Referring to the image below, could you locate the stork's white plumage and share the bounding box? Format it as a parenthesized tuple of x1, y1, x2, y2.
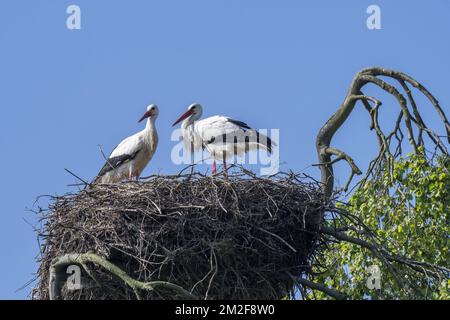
(94, 104, 159, 184)
(172, 103, 273, 176)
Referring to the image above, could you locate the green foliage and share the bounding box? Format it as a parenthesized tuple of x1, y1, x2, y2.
(311, 150, 450, 299)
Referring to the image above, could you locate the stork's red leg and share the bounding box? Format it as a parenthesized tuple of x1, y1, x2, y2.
(212, 160, 217, 175)
(223, 159, 228, 178)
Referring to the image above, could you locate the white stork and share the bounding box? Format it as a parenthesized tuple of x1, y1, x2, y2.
(172, 103, 273, 177)
(94, 104, 159, 184)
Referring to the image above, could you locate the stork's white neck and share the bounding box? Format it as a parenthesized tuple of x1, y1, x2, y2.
(144, 116, 158, 149)
(181, 113, 201, 129)
(181, 118, 192, 129)
(145, 116, 156, 131)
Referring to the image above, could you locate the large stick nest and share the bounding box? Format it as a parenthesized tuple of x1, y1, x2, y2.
(35, 170, 327, 300)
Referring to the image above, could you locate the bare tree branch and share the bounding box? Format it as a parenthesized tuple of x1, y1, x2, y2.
(316, 67, 449, 198)
(321, 226, 450, 280)
(49, 252, 196, 300)
(296, 277, 347, 300)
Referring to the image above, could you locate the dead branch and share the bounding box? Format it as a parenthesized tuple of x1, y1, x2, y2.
(48, 252, 196, 300)
(316, 67, 449, 198)
(320, 222, 449, 289)
(295, 277, 347, 300)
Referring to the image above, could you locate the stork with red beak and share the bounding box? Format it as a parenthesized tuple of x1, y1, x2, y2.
(172, 103, 273, 177)
(94, 104, 159, 183)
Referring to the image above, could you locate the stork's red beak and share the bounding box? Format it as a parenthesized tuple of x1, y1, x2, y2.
(138, 110, 152, 122)
(172, 109, 194, 126)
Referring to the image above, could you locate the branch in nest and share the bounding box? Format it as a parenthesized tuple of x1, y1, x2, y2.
(48, 252, 196, 300)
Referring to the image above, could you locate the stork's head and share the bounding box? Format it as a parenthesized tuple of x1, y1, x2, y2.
(138, 104, 159, 122)
(172, 103, 203, 126)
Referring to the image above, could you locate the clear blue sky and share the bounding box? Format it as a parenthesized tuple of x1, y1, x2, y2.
(1, 1, 449, 299)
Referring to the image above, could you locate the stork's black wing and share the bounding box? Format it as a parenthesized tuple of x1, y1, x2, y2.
(226, 118, 252, 131)
(96, 149, 141, 177)
(207, 118, 273, 153)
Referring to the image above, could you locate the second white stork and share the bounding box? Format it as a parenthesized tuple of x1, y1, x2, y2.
(94, 104, 159, 184)
(172, 103, 273, 177)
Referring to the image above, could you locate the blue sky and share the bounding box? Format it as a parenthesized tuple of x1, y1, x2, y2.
(1, 1, 449, 299)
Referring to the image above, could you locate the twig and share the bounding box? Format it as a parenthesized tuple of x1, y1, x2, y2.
(64, 168, 90, 187)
